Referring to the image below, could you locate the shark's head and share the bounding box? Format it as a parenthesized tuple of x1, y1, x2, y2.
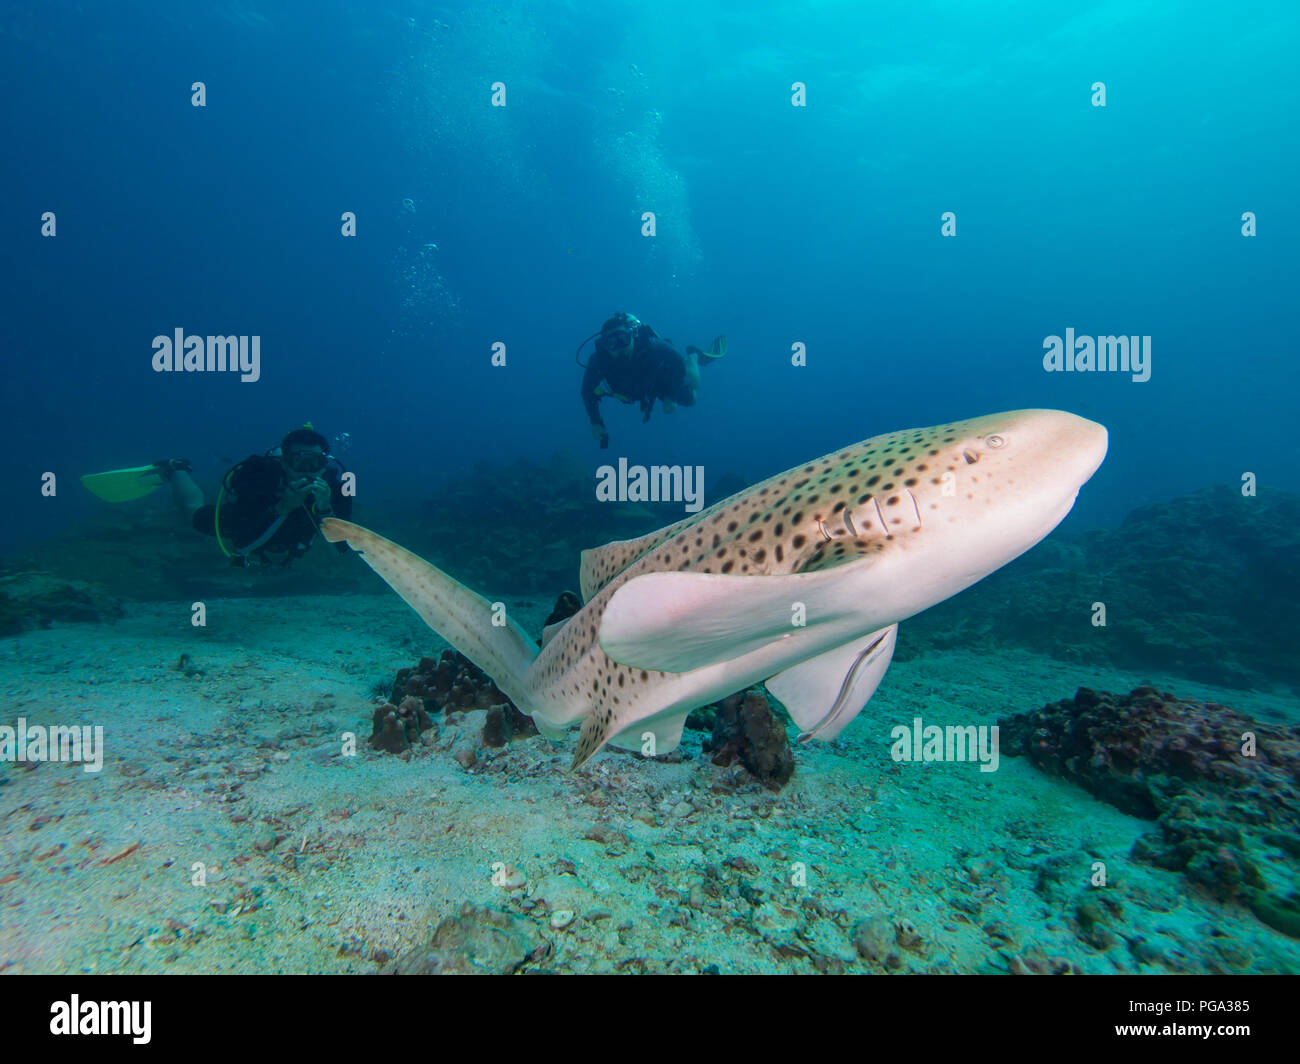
(840, 408, 1107, 614)
(936, 407, 1108, 540)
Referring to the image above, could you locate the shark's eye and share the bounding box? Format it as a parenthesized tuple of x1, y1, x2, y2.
(985, 434, 1006, 449)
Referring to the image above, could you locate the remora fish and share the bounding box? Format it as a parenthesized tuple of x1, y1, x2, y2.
(322, 409, 1107, 769)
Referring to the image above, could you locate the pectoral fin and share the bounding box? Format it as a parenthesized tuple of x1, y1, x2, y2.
(599, 561, 875, 673)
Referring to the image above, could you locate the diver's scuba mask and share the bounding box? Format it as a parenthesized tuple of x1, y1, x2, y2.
(603, 312, 640, 356)
(575, 312, 642, 367)
(283, 450, 329, 474)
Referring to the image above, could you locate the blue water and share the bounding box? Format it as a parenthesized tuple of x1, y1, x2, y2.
(2, 0, 1297, 549)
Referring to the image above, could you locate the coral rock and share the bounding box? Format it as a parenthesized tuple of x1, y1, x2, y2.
(704, 688, 795, 790)
(370, 696, 433, 754)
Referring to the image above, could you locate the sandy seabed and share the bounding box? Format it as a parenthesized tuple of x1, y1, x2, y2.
(1, 593, 1297, 975)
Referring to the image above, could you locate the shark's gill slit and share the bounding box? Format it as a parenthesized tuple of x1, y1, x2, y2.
(872, 496, 891, 537)
(816, 518, 831, 542)
(907, 490, 922, 527)
(798, 632, 889, 742)
(843, 510, 858, 536)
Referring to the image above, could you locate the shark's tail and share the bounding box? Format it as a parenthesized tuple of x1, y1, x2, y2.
(321, 518, 540, 714)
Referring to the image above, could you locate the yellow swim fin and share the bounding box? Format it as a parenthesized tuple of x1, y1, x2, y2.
(691, 332, 722, 361)
(687, 336, 726, 366)
(81, 464, 166, 503)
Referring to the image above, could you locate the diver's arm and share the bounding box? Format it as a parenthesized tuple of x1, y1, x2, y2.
(581, 355, 605, 429)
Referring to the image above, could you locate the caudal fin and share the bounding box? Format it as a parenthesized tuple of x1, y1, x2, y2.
(321, 518, 540, 712)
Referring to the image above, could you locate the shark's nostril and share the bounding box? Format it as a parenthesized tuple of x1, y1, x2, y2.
(963, 450, 980, 464)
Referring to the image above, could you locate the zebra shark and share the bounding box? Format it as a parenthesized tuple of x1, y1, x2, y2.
(322, 409, 1106, 769)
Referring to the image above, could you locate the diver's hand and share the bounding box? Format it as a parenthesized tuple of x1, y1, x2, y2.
(308, 477, 332, 512)
(277, 478, 312, 515)
(592, 424, 609, 449)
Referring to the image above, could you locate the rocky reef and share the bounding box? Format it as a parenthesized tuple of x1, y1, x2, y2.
(999, 685, 1300, 937)
(903, 485, 1300, 690)
(0, 570, 124, 636)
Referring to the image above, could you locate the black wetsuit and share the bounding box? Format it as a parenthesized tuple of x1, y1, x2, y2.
(581, 326, 695, 433)
(192, 455, 353, 564)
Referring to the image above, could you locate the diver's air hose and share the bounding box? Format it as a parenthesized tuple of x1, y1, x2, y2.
(213, 483, 233, 559)
(575, 331, 601, 368)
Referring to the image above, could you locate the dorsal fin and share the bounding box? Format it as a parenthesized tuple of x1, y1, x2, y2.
(540, 618, 568, 648)
(578, 512, 701, 602)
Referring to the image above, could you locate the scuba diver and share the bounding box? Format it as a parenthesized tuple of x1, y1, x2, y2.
(82, 425, 353, 567)
(577, 312, 725, 449)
